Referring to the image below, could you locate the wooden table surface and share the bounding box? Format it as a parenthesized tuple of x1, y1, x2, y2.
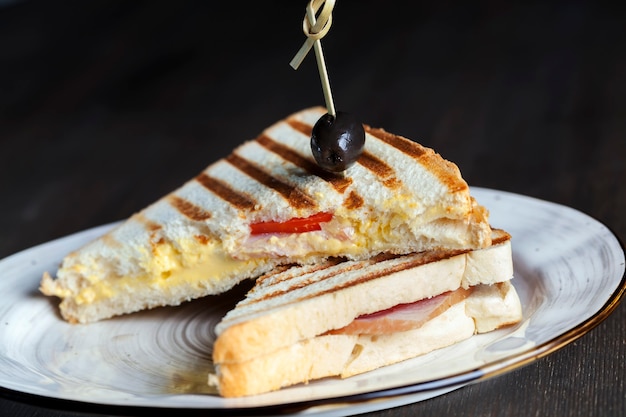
(1, 1, 624, 416)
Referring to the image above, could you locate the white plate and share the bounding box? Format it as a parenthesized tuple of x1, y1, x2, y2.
(0, 188, 624, 416)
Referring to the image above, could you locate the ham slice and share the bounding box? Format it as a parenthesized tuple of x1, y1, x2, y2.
(330, 287, 473, 335)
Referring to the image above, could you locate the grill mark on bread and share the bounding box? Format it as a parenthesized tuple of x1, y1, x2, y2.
(365, 125, 428, 157)
(256, 134, 352, 193)
(194, 235, 211, 245)
(101, 232, 121, 248)
(287, 118, 313, 137)
(195, 172, 258, 211)
(365, 125, 468, 192)
(343, 191, 364, 210)
(253, 264, 297, 288)
(226, 153, 318, 210)
(168, 195, 212, 221)
(240, 260, 375, 309)
(132, 213, 164, 251)
(255, 259, 344, 289)
(358, 151, 401, 189)
(133, 213, 162, 231)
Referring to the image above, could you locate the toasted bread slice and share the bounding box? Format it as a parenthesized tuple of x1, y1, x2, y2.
(210, 229, 521, 397)
(211, 282, 521, 397)
(41, 107, 492, 323)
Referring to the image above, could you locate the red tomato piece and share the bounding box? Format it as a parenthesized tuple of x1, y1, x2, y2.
(250, 212, 333, 235)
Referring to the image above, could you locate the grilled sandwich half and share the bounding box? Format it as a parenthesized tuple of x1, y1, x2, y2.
(41, 107, 492, 324)
(210, 229, 521, 397)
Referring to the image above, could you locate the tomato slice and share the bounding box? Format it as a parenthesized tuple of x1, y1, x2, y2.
(250, 212, 333, 235)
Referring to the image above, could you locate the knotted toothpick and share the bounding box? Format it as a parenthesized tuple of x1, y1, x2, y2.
(290, 0, 336, 117)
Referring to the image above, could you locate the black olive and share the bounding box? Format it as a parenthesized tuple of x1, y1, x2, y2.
(310, 112, 365, 173)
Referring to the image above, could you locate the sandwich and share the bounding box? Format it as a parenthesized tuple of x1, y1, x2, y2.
(40, 106, 492, 324)
(209, 228, 522, 397)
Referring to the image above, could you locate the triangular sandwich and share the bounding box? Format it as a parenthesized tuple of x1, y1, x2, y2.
(210, 229, 521, 397)
(41, 107, 492, 323)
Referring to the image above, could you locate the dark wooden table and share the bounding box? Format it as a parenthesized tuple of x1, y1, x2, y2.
(1, 1, 624, 416)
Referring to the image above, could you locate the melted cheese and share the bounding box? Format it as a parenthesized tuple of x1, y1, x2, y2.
(74, 241, 261, 305)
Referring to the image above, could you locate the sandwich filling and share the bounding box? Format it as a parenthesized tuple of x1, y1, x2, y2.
(327, 286, 474, 335)
(235, 197, 490, 261)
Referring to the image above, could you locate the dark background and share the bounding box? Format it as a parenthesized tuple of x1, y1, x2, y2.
(1, 1, 624, 416)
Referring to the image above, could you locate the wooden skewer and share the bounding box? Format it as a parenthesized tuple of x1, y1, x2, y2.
(290, 0, 336, 117)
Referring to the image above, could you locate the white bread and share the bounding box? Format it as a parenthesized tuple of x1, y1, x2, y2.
(41, 107, 492, 324)
(210, 282, 522, 397)
(210, 229, 520, 397)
